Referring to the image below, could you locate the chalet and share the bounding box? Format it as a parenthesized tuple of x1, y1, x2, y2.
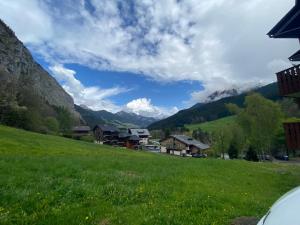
(125, 135, 140, 149)
(160, 135, 210, 156)
(72, 126, 91, 138)
(128, 129, 151, 145)
(268, 0, 300, 152)
(93, 125, 119, 145)
(117, 132, 140, 149)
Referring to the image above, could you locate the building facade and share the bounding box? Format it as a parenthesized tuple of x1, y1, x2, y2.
(128, 129, 151, 145)
(160, 135, 210, 156)
(93, 125, 120, 145)
(268, 0, 300, 153)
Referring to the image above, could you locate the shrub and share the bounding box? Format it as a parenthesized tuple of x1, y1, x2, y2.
(80, 135, 95, 143)
(245, 146, 259, 162)
(45, 117, 59, 134)
(55, 107, 74, 133)
(228, 143, 238, 159)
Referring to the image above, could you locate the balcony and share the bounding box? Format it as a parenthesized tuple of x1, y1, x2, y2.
(276, 65, 300, 97)
(283, 122, 300, 150)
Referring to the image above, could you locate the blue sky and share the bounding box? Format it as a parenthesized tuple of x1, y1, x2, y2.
(0, 0, 297, 118)
(38, 56, 203, 108)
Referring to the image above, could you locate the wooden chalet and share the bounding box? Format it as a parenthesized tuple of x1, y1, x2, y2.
(268, 0, 300, 151)
(128, 129, 151, 145)
(160, 135, 210, 156)
(117, 132, 140, 149)
(72, 126, 91, 138)
(93, 125, 120, 145)
(125, 135, 140, 149)
(93, 125, 141, 149)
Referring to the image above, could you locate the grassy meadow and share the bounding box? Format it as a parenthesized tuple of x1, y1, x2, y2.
(186, 116, 236, 133)
(0, 125, 300, 225)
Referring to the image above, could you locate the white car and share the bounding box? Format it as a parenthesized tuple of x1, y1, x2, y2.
(257, 186, 300, 225)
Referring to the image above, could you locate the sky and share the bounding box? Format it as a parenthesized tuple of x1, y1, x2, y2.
(0, 0, 298, 118)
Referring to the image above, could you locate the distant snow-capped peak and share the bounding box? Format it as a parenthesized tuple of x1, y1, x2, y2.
(205, 89, 239, 102)
(202, 83, 263, 103)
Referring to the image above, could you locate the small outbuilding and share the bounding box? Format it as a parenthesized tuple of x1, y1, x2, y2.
(72, 126, 91, 138)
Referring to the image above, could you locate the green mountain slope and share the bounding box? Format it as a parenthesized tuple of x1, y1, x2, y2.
(148, 83, 279, 130)
(186, 116, 237, 133)
(0, 125, 300, 225)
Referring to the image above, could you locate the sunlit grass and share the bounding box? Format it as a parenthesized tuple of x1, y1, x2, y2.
(0, 125, 299, 225)
(186, 116, 236, 133)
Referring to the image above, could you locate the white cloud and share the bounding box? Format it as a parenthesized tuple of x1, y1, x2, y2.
(267, 59, 293, 74)
(0, 0, 297, 106)
(49, 64, 127, 112)
(49, 65, 177, 117)
(0, 0, 53, 43)
(125, 98, 179, 119)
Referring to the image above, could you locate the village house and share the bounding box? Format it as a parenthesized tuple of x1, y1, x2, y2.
(93, 125, 120, 145)
(72, 126, 91, 138)
(93, 125, 141, 149)
(128, 128, 151, 145)
(117, 131, 140, 149)
(160, 135, 210, 156)
(125, 135, 140, 149)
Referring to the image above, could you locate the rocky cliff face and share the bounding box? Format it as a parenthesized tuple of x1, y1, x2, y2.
(0, 19, 75, 113)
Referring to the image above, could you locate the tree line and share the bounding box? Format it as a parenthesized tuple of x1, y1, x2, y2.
(211, 93, 290, 160)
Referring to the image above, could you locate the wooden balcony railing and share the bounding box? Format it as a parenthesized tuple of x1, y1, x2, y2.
(283, 122, 300, 150)
(277, 65, 300, 97)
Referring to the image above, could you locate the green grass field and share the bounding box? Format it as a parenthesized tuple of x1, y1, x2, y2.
(186, 116, 236, 133)
(1, 125, 300, 225)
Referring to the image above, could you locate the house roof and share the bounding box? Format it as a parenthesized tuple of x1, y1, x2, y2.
(171, 135, 210, 150)
(118, 132, 131, 139)
(289, 49, 300, 61)
(129, 135, 140, 141)
(72, 126, 91, 132)
(268, 1, 300, 38)
(129, 129, 150, 136)
(93, 124, 119, 132)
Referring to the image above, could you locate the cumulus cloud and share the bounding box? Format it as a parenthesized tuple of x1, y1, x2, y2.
(267, 59, 293, 74)
(0, 0, 297, 105)
(49, 64, 127, 112)
(0, 0, 53, 43)
(48, 65, 172, 118)
(125, 98, 178, 119)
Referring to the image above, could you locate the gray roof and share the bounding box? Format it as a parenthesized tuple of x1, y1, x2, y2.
(129, 135, 140, 141)
(171, 135, 210, 150)
(129, 129, 150, 136)
(118, 132, 131, 138)
(72, 126, 91, 132)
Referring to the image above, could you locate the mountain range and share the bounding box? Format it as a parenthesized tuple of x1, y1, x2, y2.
(148, 82, 280, 130)
(75, 105, 157, 128)
(0, 19, 157, 130)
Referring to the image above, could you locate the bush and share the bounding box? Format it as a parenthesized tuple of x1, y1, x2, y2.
(245, 146, 259, 162)
(55, 107, 74, 133)
(45, 117, 59, 134)
(205, 149, 215, 158)
(228, 143, 238, 159)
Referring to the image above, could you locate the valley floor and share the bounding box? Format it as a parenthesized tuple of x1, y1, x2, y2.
(0, 125, 300, 225)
